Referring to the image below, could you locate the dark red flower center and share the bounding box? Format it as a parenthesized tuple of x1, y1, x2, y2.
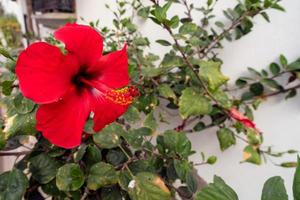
(71, 68, 95, 89)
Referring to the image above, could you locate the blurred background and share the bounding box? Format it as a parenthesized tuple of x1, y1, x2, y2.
(1, 0, 300, 199)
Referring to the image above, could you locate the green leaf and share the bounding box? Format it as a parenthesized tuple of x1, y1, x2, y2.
(161, 52, 184, 68)
(174, 159, 192, 181)
(261, 78, 282, 90)
(195, 175, 238, 200)
(250, 83, 264, 96)
(122, 127, 152, 149)
(128, 172, 171, 200)
(106, 149, 127, 166)
(158, 84, 176, 100)
(84, 144, 102, 166)
(243, 145, 261, 165)
(5, 112, 37, 138)
(1, 80, 14, 96)
(186, 172, 198, 193)
(156, 39, 172, 46)
(269, 63, 280, 75)
(93, 123, 125, 149)
(0, 47, 15, 61)
(29, 154, 60, 184)
(169, 15, 180, 28)
(261, 176, 288, 200)
(217, 128, 236, 151)
(279, 54, 288, 67)
(133, 37, 150, 46)
(293, 156, 300, 200)
(287, 61, 300, 71)
(137, 7, 150, 18)
(285, 89, 297, 100)
(212, 90, 232, 109)
(199, 61, 229, 91)
(87, 162, 118, 190)
(13, 93, 35, 114)
(0, 130, 6, 150)
(123, 106, 141, 123)
(73, 144, 87, 162)
(0, 169, 28, 200)
(157, 130, 192, 158)
(144, 111, 157, 132)
(179, 22, 198, 35)
(179, 87, 212, 119)
(56, 164, 84, 191)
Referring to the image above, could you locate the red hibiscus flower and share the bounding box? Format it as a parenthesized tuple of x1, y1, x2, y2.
(229, 108, 260, 133)
(16, 24, 139, 148)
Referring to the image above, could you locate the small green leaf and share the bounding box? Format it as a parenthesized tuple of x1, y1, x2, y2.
(137, 7, 150, 18)
(179, 22, 198, 35)
(174, 159, 192, 181)
(179, 87, 212, 119)
(261, 79, 282, 90)
(293, 156, 300, 200)
(93, 123, 125, 149)
(0, 169, 28, 200)
(243, 145, 261, 165)
(123, 106, 141, 123)
(0, 47, 15, 61)
(13, 93, 35, 114)
(73, 144, 87, 162)
(156, 39, 172, 46)
(157, 130, 192, 159)
(250, 83, 264, 96)
(269, 63, 280, 75)
(1, 80, 14, 96)
(87, 162, 118, 190)
(279, 54, 288, 67)
(56, 164, 84, 191)
(158, 84, 176, 100)
(261, 176, 288, 200)
(199, 61, 229, 91)
(195, 175, 238, 200)
(287, 61, 300, 71)
(29, 154, 60, 184)
(217, 128, 236, 151)
(144, 111, 157, 131)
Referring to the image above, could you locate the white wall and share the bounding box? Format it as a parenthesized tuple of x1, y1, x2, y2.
(76, 0, 300, 199)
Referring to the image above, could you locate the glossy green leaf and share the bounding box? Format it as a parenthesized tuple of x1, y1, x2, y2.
(123, 106, 141, 123)
(56, 164, 84, 191)
(29, 154, 60, 184)
(157, 130, 192, 158)
(195, 175, 238, 200)
(93, 123, 125, 149)
(144, 111, 157, 132)
(217, 128, 236, 151)
(0, 169, 28, 200)
(179, 87, 212, 119)
(243, 145, 261, 165)
(293, 156, 300, 200)
(87, 162, 118, 190)
(261, 176, 288, 200)
(199, 61, 229, 91)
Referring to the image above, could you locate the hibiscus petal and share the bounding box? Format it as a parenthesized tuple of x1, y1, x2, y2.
(90, 45, 129, 88)
(91, 89, 129, 132)
(16, 42, 78, 104)
(36, 87, 91, 148)
(54, 23, 103, 67)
